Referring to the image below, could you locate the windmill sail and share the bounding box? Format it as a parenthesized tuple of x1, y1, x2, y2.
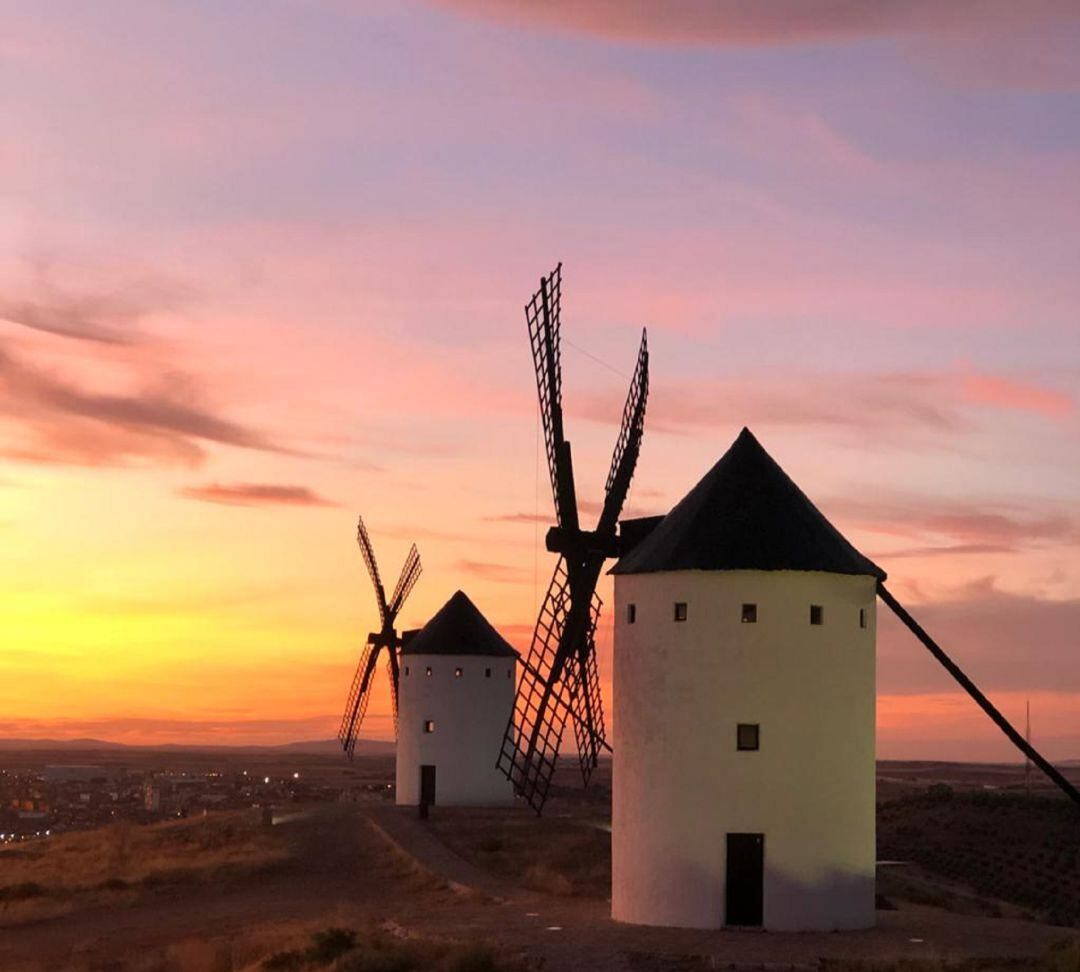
(338, 516, 422, 758)
(339, 642, 377, 758)
(498, 264, 649, 813)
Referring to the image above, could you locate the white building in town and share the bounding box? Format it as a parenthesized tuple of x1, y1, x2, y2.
(395, 590, 518, 807)
(610, 427, 883, 931)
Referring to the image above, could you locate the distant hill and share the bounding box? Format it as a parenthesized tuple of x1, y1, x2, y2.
(0, 737, 394, 756)
(0, 737, 127, 751)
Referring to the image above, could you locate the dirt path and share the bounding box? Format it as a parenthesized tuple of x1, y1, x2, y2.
(1, 803, 1076, 972)
(368, 804, 1080, 970)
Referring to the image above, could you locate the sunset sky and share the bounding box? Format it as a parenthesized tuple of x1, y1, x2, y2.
(2, 1, 1078, 760)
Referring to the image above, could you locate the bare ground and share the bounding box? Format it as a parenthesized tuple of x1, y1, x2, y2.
(2, 802, 1076, 972)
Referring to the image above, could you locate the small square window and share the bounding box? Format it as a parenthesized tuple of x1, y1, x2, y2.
(859, 608, 867, 629)
(810, 604, 824, 626)
(741, 603, 757, 624)
(425, 666, 433, 677)
(454, 667, 463, 678)
(485, 667, 492, 678)
(423, 720, 435, 734)
(674, 602, 688, 622)
(627, 603, 637, 624)
(737, 723, 760, 751)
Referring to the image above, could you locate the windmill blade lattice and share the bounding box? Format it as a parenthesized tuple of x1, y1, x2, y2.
(567, 592, 606, 784)
(356, 516, 388, 626)
(390, 544, 421, 618)
(498, 559, 576, 811)
(599, 331, 649, 534)
(339, 642, 377, 758)
(338, 517, 422, 758)
(527, 265, 578, 531)
(498, 264, 649, 813)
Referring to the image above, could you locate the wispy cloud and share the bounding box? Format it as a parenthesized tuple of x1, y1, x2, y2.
(0, 341, 293, 466)
(432, 0, 1080, 47)
(961, 373, 1073, 418)
(457, 559, 531, 583)
(180, 482, 340, 508)
(878, 577, 1080, 695)
(0, 260, 189, 345)
(576, 367, 1073, 447)
(484, 511, 553, 524)
(828, 491, 1080, 557)
(0, 294, 150, 346)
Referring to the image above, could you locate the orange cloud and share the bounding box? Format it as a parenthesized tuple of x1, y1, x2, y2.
(0, 715, 345, 748)
(457, 559, 531, 584)
(180, 482, 340, 508)
(961, 373, 1073, 418)
(878, 691, 1080, 761)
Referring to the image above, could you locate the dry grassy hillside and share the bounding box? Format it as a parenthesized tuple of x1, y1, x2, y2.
(0, 810, 287, 924)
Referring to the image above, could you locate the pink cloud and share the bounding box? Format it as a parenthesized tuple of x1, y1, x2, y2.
(0, 342, 293, 466)
(827, 492, 1079, 552)
(0, 263, 304, 468)
(431, 0, 1080, 47)
(0, 263, 189, 346)
(878, 576, 1080, 695)
(575, 366, 1074, 448)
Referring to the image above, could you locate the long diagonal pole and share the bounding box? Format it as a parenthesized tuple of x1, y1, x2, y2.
(878, 582, 1080, 809)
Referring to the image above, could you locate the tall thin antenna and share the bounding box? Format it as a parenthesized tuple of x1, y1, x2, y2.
(1025, 699, 1031, 797)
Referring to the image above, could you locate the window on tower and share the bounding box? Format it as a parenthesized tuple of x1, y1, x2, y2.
(810, 604, 824, 625)
(425, 666, 433, 677)
(737, 723, 760, 751)
(423, 720, 435, 734)
(627, 603, 637, 624)
(404, 666, 410, 676)
(741, 603, 757, 623)
(673, 602, 688, 622)
(859, 608, 867, 629)
(454, 667, 463, 678)
(485, 667, 492, 678)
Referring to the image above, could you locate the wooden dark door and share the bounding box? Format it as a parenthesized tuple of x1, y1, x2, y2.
(420, 764, 436, 806)
(725, 833, 764, 927)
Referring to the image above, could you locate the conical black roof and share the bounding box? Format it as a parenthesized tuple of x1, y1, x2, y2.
(612, 428, 885, 579)
(401, 590, 519, 657)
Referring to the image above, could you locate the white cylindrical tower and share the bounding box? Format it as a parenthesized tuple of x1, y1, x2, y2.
(396, 590, 517, 807)
(610, 428, 883, 932)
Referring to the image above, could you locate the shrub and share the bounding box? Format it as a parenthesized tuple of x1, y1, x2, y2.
(0, 882, 46, 901)
(263, 949, 305, 971)
(447, 945, 501, 972)
(306, 927, 358, 964)
(338, 951, 416, 972)
(927, 782, 954, 802)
